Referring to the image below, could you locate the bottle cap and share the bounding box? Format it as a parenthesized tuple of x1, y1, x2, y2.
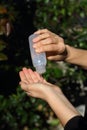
(35, 65, 46, 74)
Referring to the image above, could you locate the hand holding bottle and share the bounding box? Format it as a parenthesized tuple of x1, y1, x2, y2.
(33, 29, 67, 61)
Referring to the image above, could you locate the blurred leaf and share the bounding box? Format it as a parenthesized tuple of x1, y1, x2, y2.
(48, 118, 59, 126)
(0, 53, 8, 61)
(0, 40, 7, 51)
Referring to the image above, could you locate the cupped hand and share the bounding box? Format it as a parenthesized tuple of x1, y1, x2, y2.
(19, 67, 62, 100)
(19, 67, 45, 84)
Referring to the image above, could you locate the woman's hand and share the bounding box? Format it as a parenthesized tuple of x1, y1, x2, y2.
(19, 67, 62, 100)
(19, 67, 80, 126)
(33, 29, 67, 61)
(19, 67, 45, 84)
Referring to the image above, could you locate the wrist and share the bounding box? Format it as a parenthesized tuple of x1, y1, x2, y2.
(62, 45, 69, 61)
(43, 87, 56, 102)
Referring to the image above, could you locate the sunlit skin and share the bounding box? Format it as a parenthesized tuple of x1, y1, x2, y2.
(19, 67, 62, 100)
(19, 28, 87, 127)
(32, 29, 87, 69)
(33, 29, 66, 61)
(19, 67, 80, 126)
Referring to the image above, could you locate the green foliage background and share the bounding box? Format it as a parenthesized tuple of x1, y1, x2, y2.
(0, 0, 87, 130)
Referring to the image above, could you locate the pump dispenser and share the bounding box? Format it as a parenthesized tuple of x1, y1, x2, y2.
(28, 33, 47, 74)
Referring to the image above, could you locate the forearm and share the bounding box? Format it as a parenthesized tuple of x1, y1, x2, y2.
(46, 90, 80, 127)
(65, 45, 87, 69)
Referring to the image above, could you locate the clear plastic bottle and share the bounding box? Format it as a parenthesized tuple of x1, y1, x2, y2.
(28, 33, 47, 74)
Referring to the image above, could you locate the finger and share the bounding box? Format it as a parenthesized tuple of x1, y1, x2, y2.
(47, 55, 65, 61)
(20, 81, 29, 92)
(34, 29, 49, 35)
(34, 72, 45, 82)
(36, 40, 65, 53)
(22, 68, 34, 83)
(33, 37, 54, 49)
(33, 32, 50, 43)
(35, 44, 59, 53)
(26, 92, 33, 97)
(19, 71, 28, 83)
(28, 69, 41, 83)
(19, 71, 24, 81)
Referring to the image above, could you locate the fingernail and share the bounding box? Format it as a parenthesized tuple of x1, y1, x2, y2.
(32, 39, 36, 42)
(36, 49, 41, 53)
(35, 49, 39, 52)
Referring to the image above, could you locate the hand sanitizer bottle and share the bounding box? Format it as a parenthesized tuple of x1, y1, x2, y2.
(28, 33, 47, 74)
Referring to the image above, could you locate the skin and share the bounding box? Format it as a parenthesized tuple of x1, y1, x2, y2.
(19, 68, 80, 127)
(33, 29, 66, 61)
(19, 29, 87, 127)
(19, 68, 62, 100)
(33, 29, 87, 68)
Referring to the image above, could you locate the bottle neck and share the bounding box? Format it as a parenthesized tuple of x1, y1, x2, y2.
(35, 65, 46, 74)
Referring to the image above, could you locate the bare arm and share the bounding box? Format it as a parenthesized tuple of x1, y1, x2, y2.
(19, 68, 80, 127)
(46, 89, 80, 127)
(33, 29, 87, 69)
(65, 45, 87, 69)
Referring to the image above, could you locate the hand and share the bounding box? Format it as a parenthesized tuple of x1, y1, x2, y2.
(19, 68, 80, 127)
(19, 67, 45, 84)
(33, 29, 67, 61)
(19, 67, 62, 100)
